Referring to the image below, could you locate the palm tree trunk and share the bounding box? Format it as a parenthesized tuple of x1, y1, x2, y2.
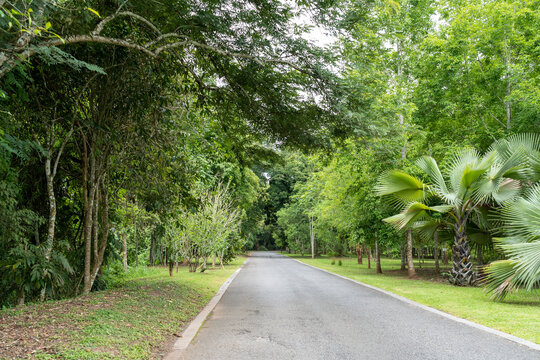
(450, 222, 477, 286)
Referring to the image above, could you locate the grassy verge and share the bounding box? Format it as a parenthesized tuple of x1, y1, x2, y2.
(0, 257, 246, 360)
(285, 254, 540, 344)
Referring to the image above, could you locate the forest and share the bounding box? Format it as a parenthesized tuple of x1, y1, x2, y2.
(1, 0, 539, 312)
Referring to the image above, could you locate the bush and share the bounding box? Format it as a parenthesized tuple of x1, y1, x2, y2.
(331, 259, 335, 265)
(338, 260, 343, 266)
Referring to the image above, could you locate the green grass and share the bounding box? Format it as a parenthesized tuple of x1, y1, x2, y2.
(0, 258, 245, 360)
(286, 253, 540, 344)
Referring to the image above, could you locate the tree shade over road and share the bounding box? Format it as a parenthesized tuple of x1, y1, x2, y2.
(183, 252, 538, 360)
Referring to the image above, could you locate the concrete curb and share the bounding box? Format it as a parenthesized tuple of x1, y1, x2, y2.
(163, 259, 248, 360)
(288, 256, 540, 352)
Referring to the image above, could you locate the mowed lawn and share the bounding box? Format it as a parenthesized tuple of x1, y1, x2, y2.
(0, 258, 246, 360)
(286, 254, 540, 344)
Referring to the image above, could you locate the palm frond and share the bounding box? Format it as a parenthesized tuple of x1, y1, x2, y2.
(383, 202, 452, 230)
(376, 170, 427, 205)
(485, 184, 540, 300)
(415, 156, 456, 203)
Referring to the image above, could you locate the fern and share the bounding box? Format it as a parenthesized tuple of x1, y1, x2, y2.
(32, 46, 106, 74)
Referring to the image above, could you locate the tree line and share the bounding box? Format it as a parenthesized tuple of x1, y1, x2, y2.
(0, 0, 538, 307)
(0, 0, 339, 307)
(269, 0, 539, 300)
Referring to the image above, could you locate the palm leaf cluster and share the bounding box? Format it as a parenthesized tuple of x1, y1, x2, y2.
(485, 185, 540, 300)
(377, 134, 540, 287)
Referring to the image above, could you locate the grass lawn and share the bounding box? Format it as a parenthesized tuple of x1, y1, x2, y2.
(285, 253, 540, 344)
(0, 257, 246, 360)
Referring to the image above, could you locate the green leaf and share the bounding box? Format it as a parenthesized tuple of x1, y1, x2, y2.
(87, 7, 101, 17)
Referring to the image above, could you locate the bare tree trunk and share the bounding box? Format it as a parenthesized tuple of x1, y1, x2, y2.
(122, 232, 128, 271)
(41, 155, 55, 301)
(504, 39, 512, 130)
(434, 231, 440, 274)
(82, 138, 97, 294)
(375, 236, 382, 274)
(477, 246, 483, 266)
(310, 216, 315, 259)
(400, 241, 406, 271)
(88, 180, 109, 289)
(92, 185, 100, 273)
(406, 229, 417, 278)
(367, 247, 371, 269)
(18, 287, 25, 306)
(442, 247, 448, 265)
(169, 261, 174, 276)
(356, 243, 363, 264)
(149, 233, 155, 266)
(135, 225, 139, 267)
(212, 255, 216, 268)
(417, 246, 422, 269)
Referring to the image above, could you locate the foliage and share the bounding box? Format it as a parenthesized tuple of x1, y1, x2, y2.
(377, 134, 539, 286)
(486, 184, 540, 300)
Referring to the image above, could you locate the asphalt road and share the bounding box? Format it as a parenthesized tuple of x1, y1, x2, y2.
(182, 252, 538, 360)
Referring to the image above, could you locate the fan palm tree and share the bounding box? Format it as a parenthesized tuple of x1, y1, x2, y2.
(485, 184, 540, 300)
(377, 134, 539, 286)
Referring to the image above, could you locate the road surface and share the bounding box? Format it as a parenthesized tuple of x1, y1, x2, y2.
(182, 252, 538, 359)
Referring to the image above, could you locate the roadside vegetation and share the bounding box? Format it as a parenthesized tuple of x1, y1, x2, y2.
(1, 0, 539, 356)
(287, 254, 539, 344)
(0, 259, 245, 360)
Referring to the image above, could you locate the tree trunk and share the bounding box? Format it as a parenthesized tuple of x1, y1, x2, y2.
(82, 140, 97, 294)
(477, 246, 483, 266)
(169, 261, 174, 276)
(149, 233, 155, 266)
(122, 232, 128, 271)
(88, 180, 109, 290)
(135, 226, 139, 267)
(442, 248, 448, 265)
(18, 287, 25, 307)
(449, 223, 477, 286)
(310, 216, 315, 259)
(434, 231, 440, 274)
(406, 228, 417, 278)
(41, 154, 56, 301)
(417, 246, 422, 269)
(355, 243, 363, 264)
(92, 185, 100, 273)
(400, 241, 406, 271)
(220, 250, 225, 269)
(367, 247, 371, 269)
(212, 255, 216, 267)
(375, 236, 382, 274)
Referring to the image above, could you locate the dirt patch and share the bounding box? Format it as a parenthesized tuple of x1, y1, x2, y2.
(0, 280, 202, 360)
(383, 266, 453, 283)
(0, 291, 126, 359)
